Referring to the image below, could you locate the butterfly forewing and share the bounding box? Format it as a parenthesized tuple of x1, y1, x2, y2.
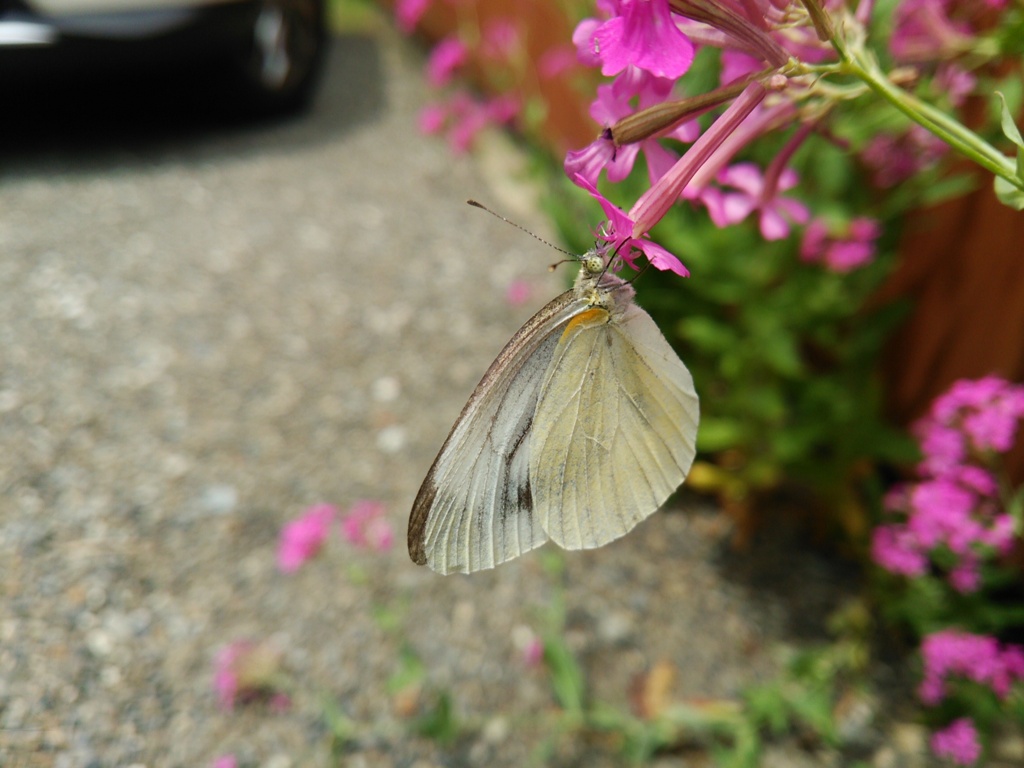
(409, 290, 585, 574)
(530, 296, 699, 550)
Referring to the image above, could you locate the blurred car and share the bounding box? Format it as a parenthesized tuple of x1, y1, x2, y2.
(0, 0, 326, 114)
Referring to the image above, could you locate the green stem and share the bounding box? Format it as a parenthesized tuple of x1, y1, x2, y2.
(828, 21, 1022, 191)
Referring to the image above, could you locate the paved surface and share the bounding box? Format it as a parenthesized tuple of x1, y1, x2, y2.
(0, 23, 903, 768)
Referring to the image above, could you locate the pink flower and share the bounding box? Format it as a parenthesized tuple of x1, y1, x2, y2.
(907, 478, 977, 552)
(890, 0, 972, 62)
(935, 63, 977, 107)
(800, 217, 881, 272)
(589, 0, 695, 79)
(668, 0, 788, 67)
(448, 108, 489, 153)
(572, 15, 606, 68)
(522, 635, 544, 667)
(485, 93, 520, 124)
(513, 625, 545, 667)
(921, 376, 1024, 457)
(426, 37, 468, 87)
(915, 421, 966, 477)
(871, 524, 928, 577)
(340, 500, 394, 551)
(919, 630, 1024, 705)
(213, 640, 288, 711)
(569, 67, 695, 186)
(427, 92, 517, 154)
(418, 103, 447, 135)
(629, 81, 770, 235)
(481, 18, 519, 61)
(213, 641, 247, 709)
(872, 379, 1021, 588)
(720, 49, 763, 85)
(702, 162, 809, 240)
(930, 718, 982, 766)
(564, 134, 618, 186)
(395, 0, 432, 34)
(573, 173, 689, 276)
(935, 377, 1019, 420)
(538, 46, 577, 78)
(212, 756, 237, 768)
(277, 503, 336, 573)
(962, 396, 1024, 454)
(861, 126, 948, 187)
(948, 558, 981, 593)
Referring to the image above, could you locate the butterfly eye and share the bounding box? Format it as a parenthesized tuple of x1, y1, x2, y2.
(582, 254, 604, 274)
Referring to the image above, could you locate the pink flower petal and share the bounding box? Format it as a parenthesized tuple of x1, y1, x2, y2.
(426, 37, 468, 87)
(277, 504, 336, 573)
(592, 0, 694, 79)
(565, 137, 618, 187)
(395, 0, 431, 34)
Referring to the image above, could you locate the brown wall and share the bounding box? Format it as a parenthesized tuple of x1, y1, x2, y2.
(877, 179, 1024, 481)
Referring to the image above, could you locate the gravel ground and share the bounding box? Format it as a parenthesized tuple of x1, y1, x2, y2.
(0, 23, 992, 768)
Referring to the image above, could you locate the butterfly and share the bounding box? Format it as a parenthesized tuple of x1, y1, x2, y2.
(408, 253, 699, 574)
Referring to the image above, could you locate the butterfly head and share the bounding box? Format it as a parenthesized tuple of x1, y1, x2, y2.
(573, 249, 634, 311)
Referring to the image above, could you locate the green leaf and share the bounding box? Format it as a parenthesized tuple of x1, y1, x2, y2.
(543, 633, 586, 716)
(744, 684, 789, 734)
(415, 691, 460, 744)
(996, 91, 1024, 150)
(993, 92, 1024, 208)
(387, 646, 425, 695)
(994, 175, 1024, 210)
(320, 694, 356, 752)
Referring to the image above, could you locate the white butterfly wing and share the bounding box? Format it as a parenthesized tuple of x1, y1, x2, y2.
(409, 292, 582, 574)
(530, 301, 699, 550)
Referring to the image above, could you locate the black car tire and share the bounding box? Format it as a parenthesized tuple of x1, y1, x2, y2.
(229, 0, 326, 116)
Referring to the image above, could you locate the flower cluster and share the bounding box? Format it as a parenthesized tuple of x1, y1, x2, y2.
(568, 0, 1021, 272)
(397, 0, 527, 153)
(564, 0, 881, 271)
(278, 501, 394, 574)
(871, 377, 1024, 764)
(277, 502, 336, 573)
(917, 630, 1024, 765)
(339, 500, 395, 552)
(919, 629, 1024, 706)
(929, 717, 982, 767)
(398, 1, 1022, 276)
(871, 376, 1024, 593)
(800, 217, 881, 273)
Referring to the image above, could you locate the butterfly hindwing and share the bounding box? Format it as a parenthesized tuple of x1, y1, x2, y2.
(530, 298, 699, 550)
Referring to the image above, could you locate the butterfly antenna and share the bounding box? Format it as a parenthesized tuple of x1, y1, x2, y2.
(467, 200, 576, 258)
(598, 236, 632, 280)
(548, 257, 576, 272)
